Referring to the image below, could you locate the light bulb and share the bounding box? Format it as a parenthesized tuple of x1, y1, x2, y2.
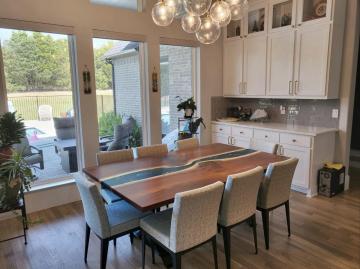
(152, 1, 175, 27)
(225, 0, 242, 5)
(181, 13, 202, 33)
(230, 4, 243, 21)
(196, 16, 221, 44)
(183, 0, 212, 16)
(210, 1, 232, 27)
(165, 0, 183, 17)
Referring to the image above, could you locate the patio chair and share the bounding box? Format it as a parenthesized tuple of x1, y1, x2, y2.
(13, 137, 44, 170)
(38, 105, 53, 121)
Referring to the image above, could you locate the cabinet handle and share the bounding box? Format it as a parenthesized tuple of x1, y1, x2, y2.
(240, 131, 244, 134)
(298, 23, 302, 26)
(289, 81, 293, 95)
(292, 139, 297, 142)
(231, 137, 235, 145)
(244, 82, 247, 94)
(228, 136, 231, 145)
(219, 128, 223, 131)
(295, 81, 299, 95)
(265, 135, 268, 138)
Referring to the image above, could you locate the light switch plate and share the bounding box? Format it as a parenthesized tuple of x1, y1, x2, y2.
(280, 105, 286, 115)
(332, 109, 339, 119)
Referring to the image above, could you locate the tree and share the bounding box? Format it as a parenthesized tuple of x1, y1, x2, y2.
(2, 31, 71, 92)
(94, 42, 113, 90)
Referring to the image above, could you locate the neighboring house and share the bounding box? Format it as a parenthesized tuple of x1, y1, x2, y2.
(103, 42, 193, 134)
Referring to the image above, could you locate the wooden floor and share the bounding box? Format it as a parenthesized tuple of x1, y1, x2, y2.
(0, 169, 359, 269)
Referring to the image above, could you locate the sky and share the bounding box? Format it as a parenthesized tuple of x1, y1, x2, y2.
(0, 28, 115, 49)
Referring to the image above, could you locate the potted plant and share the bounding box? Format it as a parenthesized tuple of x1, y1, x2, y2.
(176, 96, 197, 119)
(0, 112, 25, 163)
(0, 151, 36, 211)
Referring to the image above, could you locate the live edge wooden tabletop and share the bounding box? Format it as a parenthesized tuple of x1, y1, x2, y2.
(83, 143, 287, 212)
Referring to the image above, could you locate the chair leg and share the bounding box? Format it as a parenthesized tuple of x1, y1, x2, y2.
(113, 239, 116, 247)
(261, 209, 270, 250)
(285, 201, 291, 237)
(141, 232, 146, 269)
(84, 223, 90, 263)
(21, 208, 27, 245)
(172, 253, 181, 269)
(212, 236, 218, 269)
(100, 239, 109, 269)
(222, 226, 231, 269)
(130, 232, 134, 245)
(251, 215, 258, 254)
(150, 241, 156, 264)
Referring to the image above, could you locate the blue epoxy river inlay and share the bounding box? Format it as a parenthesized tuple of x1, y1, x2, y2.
(104, 149, 256, 188)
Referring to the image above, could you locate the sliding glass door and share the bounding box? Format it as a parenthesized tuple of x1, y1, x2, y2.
(0, 28, 81, 184)
(92, 38, 146, 151)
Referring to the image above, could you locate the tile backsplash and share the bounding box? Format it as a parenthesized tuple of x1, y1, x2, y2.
(211, 97, 339, 128)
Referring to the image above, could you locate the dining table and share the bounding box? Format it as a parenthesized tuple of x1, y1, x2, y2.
(83, 143, 288, 212)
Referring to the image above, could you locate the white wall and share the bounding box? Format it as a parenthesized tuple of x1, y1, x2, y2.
(0, 0, 222, 169)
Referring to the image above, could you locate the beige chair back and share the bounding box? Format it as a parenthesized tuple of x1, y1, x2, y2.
(136, 144, 168, 158)
(219, 166, 264, 227)
(169, 181, 224, 253)
(258, 158, 298, 209)
(250, 140, 279, 154)
(96, 149, 134, 165)
(176, 137, 199, 151)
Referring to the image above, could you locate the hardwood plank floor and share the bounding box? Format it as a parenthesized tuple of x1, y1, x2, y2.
(0, 168, 359, 269)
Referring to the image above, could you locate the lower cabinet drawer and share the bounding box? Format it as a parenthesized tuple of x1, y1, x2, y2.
(253, 129, 280, 143)
(280, 133, 312, 148)
(212, 124, 231, 135)
(212, 133, 230, 145)
(231, 126, 253, 138)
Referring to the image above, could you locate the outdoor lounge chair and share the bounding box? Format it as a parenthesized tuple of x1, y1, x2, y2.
(13, 137, 44, 170)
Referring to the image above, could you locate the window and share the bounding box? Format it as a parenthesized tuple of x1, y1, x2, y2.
(90, 0, 139, 11)
(160, 45, 196, 150)
(0, 28, 81, 185)
(93, 38, 146, 151)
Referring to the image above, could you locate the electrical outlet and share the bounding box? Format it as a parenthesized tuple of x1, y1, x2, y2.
(332, 109, 339, 119)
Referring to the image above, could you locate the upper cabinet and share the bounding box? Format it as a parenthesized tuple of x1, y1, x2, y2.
(223, 0, 346, 99)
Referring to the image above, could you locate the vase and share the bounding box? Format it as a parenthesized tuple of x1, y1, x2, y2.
(184, 108, 194, 119)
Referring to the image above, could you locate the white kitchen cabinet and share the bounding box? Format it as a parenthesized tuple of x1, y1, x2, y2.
(223, 0, 346, 99)
(280, 144, 311, 190)
(243, 35, 267, 96)
(223, 39, 244, 96)
(211, 122, 336, 197)
(293, 23, 330, 97)
(267, 29, 296, 96)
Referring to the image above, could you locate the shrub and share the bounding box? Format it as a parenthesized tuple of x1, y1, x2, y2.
(99, 112, 122, 136)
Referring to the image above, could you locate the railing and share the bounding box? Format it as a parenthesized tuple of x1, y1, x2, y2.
(7, 91, 114, 120)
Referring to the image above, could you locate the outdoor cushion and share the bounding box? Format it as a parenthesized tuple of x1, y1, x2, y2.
(24, 154, 42, 166)
(107, 116, 136, 151)
(53, 117, 76, 140)
(13, 137, 32, 156)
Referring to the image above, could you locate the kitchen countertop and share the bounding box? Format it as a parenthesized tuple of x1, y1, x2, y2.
(212, 121, 338, 136)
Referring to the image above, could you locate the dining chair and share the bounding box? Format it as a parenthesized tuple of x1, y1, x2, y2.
(136, 144, 168, 158)
(75, 176, 150, 269)
(257, 158, 298, 250)
(176, 137, 199, 151)
(96, 149, 134, 204)
(218, 166, 264, 269)
(140, 181, 224, 269)
(250, 140, 279, 154)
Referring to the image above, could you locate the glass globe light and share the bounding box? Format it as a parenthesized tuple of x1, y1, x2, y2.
(242, 0, 249, 10)
(181, 13, 201, 33)
(225, 0, 242, 5)
(230, 4, 243, 20)
(183, 0, 212, 16)
(165, 0, 183, 17)
(152, 1, 175, 27)
(196, 16, 221, 44)
(210, 1, 232, 27)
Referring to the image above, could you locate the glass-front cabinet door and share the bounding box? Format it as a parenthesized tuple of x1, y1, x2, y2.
(247, 1, 267, 36)
(226, 19, 244, 40)
(269, 0, 296, 31)
(297, 0, 332, 25)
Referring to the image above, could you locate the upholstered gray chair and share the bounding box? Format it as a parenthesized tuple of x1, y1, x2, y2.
(140, 181, 224, 269)
(250, 140, 279, 154)
(13, 137, 44, 169)
(218, 166, 264, 269)
(136, 144, 168, 158)
(176, 137, 199, 151)
(96, 149, 134, 204)
(75, 176, 150, 269)
(257, 158, 298, 250)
